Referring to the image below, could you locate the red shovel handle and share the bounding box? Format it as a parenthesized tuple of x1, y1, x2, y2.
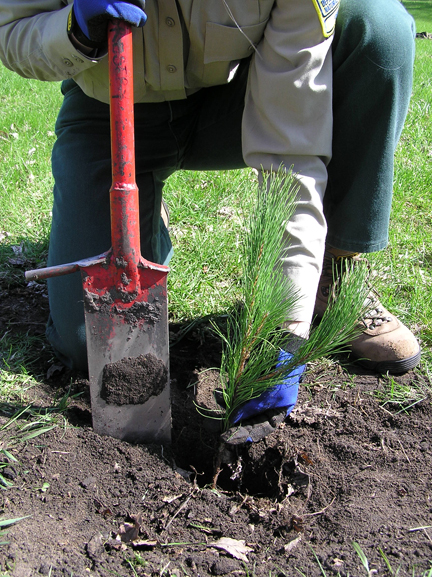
(108, 20, 140, 266)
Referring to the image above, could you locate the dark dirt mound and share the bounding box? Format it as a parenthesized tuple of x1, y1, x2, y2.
(1, 276, 432, 576)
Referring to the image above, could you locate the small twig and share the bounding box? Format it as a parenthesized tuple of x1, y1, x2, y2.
(190, 465, 203, 489)
(159, 561, 171, 575)
(377, 404, 393, 416)
(276, 442, 290, 492)
(409, 525, 432, 532)
(303, 496, 336, 517)
(354, 389, 362, 407)
(230, 493, 250, 516)
(422, 528, 432, 545)
(212, 442, 227, 488)
(164, 489, 198, 531)
(398, 440, 411, 463)
(212, 465, 222, 490)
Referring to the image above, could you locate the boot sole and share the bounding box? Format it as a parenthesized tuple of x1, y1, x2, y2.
(352, 349, 421, 375)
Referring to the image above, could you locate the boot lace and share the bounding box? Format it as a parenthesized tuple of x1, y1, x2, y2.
(321, 252, 393, 330)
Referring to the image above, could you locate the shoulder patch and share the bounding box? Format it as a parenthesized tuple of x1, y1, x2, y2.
(311, 0, 340, 38)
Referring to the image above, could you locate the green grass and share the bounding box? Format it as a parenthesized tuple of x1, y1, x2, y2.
(0, 70, 61, 244)
(374, 372, 430, 412)
(290, 542, 432, 577)
(0, 516, 30, 546)
(403, 1, 432, 31)
(164, 169, 254, 320)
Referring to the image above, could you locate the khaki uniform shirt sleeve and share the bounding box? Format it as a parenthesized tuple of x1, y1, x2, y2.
(0, 1, 100, 81)
(242, 0, 333, 168)
(242, 0, 336, 323)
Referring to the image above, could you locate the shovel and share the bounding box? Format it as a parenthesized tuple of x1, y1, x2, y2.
(25, 19, 171, 444)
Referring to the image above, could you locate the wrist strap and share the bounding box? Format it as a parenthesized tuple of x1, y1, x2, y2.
(281, 332, 308, 355)
(67, 7, 107, 49)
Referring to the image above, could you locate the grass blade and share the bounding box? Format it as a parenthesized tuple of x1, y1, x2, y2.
(0, 515, 31, 528)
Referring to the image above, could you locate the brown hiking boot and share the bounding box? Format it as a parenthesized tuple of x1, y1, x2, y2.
(314, 248, 421, 374)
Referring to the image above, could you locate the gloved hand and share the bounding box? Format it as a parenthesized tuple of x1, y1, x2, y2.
(220, 346, 306, 446)
(73, 0, 147, 44)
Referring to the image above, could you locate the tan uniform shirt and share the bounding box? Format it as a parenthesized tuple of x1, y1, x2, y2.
(0, 0, 339, 323)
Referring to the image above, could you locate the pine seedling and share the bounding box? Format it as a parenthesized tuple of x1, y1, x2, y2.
(213, 169, 299, 429)
(214, 169, 371, 433)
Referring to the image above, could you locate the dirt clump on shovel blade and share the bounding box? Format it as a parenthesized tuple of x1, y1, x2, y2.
(100, 353, 168, 405)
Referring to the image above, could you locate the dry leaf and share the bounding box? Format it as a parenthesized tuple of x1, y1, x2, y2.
(132, 539, 158, 549)
(118, 514, 142, 543)
(47, 364, 65, 379)
(108, 536, 127, 551)
(118, 522, 140, 543)
(162, 494, 183, 504)
(290, 404, 342, 424)
(284, 535, 302, 554)
(209, 537, 253, 562)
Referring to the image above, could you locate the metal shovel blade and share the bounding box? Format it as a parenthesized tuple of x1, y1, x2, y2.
(82, 253, 170, 443)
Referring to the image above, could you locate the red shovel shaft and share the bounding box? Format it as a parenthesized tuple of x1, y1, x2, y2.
(109, 20, 140, 268)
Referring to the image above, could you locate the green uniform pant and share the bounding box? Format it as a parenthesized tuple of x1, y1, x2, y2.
(46, 0, 415, 370)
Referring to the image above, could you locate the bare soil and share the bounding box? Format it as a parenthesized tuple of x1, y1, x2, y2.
(1, 273, 432, 576)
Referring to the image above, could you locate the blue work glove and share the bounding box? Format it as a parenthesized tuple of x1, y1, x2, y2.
(73, 0, 147, 45)
(221, 340, 306, 446)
